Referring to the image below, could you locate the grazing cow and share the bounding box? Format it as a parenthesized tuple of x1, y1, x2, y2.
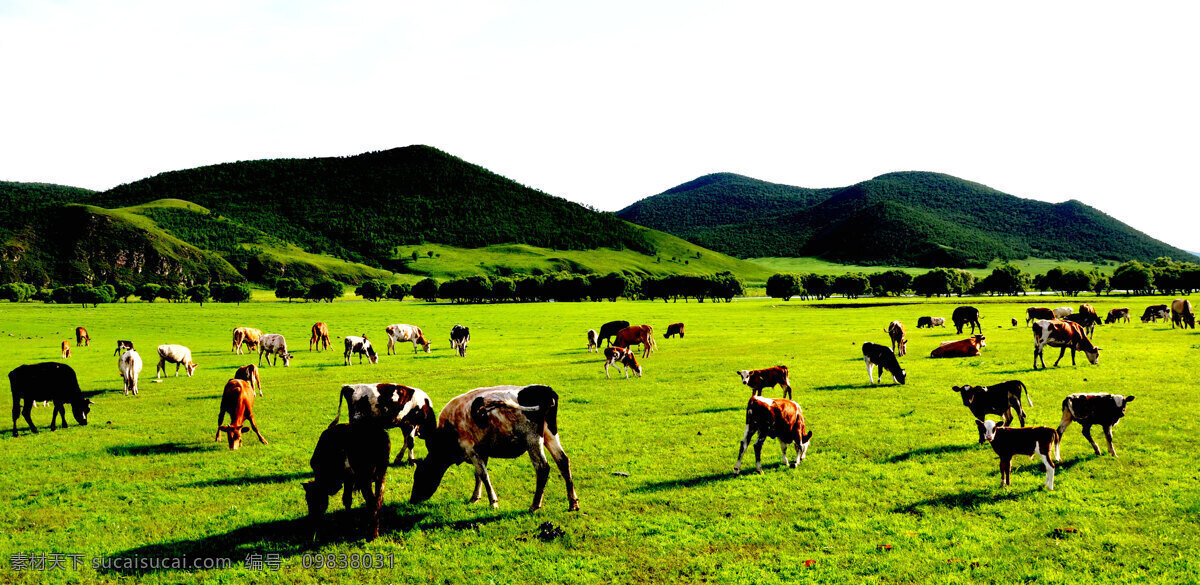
(1065, 311, 1102, 337)
(310, 322, 331, 352)
(334, 383, 436, 465)
(231, 327, 263, 355)
(214, 379, 267, 450)
(118, 350, 142, 396)
(737, 366, 793, 398)
(862, 343, 906, 385)
(916, 316, 934, 329)
(1171, 298, 1195, 329)
(343, 335, 379, 365)
(929, 317, 946, 328)
(614, 325, 656, 358)
(385, 324, 431, 355)
(734, 396, 813, 475)
(303, 422, 390, 541)
(449, 325, 470, 357)
(9, 362, 92, 437)
(664, 323, 686, 339)
(597, 320, 630, 347)
(234, 364, 262, 396)
(586, 329, 598, 354)
(112, 340, 134, 356)
(1105, 308, 1131, 324)
(60, 341, 71, 359)
(257, 333, 293, 367)
(1057, 393, 1134, 457)
(952, 306, 982, 335)
(155, 344, 198, 378)
(976, 419, 1059, 490)
(952, 381, 1032, 442)
(603, 346, 642, 379)
(1141, 304, 1170, 323)
(1032, 320, 1100, 370)
(411, 384, 580, 512)
(930, 335, 987, 359)
(1025, 307, 1055, 325)
(887, 321, 906, 357)
(1011, 318, 1018, 327)
(75, 327, 90, 347)
(1052, 307, 1073, 319)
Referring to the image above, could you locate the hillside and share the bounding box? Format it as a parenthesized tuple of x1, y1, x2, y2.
(618, 171, 1196, 267)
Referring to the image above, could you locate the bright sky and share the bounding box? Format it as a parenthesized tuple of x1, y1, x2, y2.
(2, 1, 1197, 252)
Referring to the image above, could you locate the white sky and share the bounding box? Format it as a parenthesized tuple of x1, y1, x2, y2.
(2, 1, 1197, 252)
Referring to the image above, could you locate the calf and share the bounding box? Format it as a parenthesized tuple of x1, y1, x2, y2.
(1052, 306, 1073, 319)
(664, 323, 686, 339)
(862, 343, 906, 384)
(1141, 305, 1169, 323)
(1032, 320, 1100, 369)
(976, 419, 1059, 490)
(1057, 393, 1134, 457)
(887, 321, 906, 357)
(586, 329, 598, 354)
(1011, 318, 1018, 327)
(614, 325, 656, 358)
(9, 362, 93, 437)
(930, 335, 987, 359)
(952, 306, 981, 335)
(334, 383, 436, 465)
(303, 422, 390, 541)
(737, 366, 793, 398)
(118, 350, 143, 396)
(214, 379, 268, 450)
(112, 340, 134, 356)
(734, 396, 813, 475)
(155, 344, 198, 378)
(952, 381, 1032, 442)
(310, 322, 331, 352)
(257, 333, 292, 367)
(603, 346, 642, 379)
(343, 335, 379, 365)
(449, 325, 470, 357)
(61, 341, 71, 359)
(75, 326, 90, 347)
(597, 320, 630, 347)
(231, 327, 263, 354)
(929, 317, 946, 328)
(234, 364, 262, 396)
(1171, 298, 1195, 329)
(1105, 308, 1131, 324)
(385, 324, 431, 355)
(411, 384, 580, 512)
(1026, 307, 1054, 325)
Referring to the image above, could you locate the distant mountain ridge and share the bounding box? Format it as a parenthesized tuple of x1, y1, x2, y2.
(617, 171, 1195, 266)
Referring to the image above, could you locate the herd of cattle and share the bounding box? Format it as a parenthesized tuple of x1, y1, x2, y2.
(5, 297, 1195, 540)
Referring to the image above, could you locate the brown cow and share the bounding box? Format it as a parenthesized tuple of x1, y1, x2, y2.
(614, 325, 656, 358)
(737, 366, 793, 399)
(664, 323, 685, 339)
(1025, 307, 1054, 325)
(234, 364, 262, 396)
(231, 327, 263, 355)
(60, 341, 71, 359)
(887, 321, 906, 357)
(75, 327, 90, 347)
(1171, 299, 1195, 329)
(734, 396, 813, 475)
(214, 379, 268, 450)
(930, 336, 986, 358)
(1032, 319, 1100, 370)
(1105, 308, 1131, 324)
(310, 322, 331, 351)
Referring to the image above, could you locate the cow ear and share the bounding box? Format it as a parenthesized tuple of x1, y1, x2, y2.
(1125, 396, 1135, 403)
(952, 386, 962, 392)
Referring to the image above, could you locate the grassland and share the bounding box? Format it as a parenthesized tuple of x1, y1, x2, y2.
(748, 257, 1116, 278)
(0, 295, 1197, 584)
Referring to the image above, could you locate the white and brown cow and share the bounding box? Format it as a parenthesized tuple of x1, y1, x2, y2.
(1171, 298, 1195, 329)
(737, 366, 793, 398)
(1104, 308, 1131, 324)
(385, 324, 431, 355)
(887, 321, 906, 357)
(976, 419, 1059, 490)
(257, 333, 292, 367)
(586, 329, 599, 354)
(234, 363, 262, 396)
(156, 344, 198, 378)
(118, 350, 142, 396)
(334, 383, 436, 465)
(310, 322, 331, 352)
(231, 327, 263, 355)
(343, 335, 379, 365)
(1057, 393, 1135, 457)
(734, 396, 813, 475)
(603, 346, 642, 379)
(1032, 320, 1100, 370)
(411, 384, 579, 512)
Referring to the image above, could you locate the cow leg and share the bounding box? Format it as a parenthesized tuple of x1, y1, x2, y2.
(780, 438, 793, 468)
(864, 357, 875, 384)
(543, 431, 579, 511)
(1033, 346, 1042, 370)
(1000, 457, 1011, 487)
(156, 359, 165, 378)
(1102, 425, 1118, 457)
(17, 399, 39, 436)
(1013, 399, 1027, 427)
(782, 383, 792, 400)
(471, 457, 499, 508)
(246, 412, 268, 444)
(1070, 348, 1077, 365)
(527, 444, 552, 512)
(214, 409, 226, 441)
(1081, 423, 1102, 455)
(603, 361, 612, 379)
(1053, 347, 1068, 367)
(343, 478, 355, 510)
(1039, 449, 1055, 490)
(753, 435, 768, 473)
(1002, 410, 1014, 427)
(393, 428, 416, 466)
(734, 426, 755, 475)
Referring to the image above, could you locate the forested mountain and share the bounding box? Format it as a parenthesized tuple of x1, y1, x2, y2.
(618, 171, 1195, 267)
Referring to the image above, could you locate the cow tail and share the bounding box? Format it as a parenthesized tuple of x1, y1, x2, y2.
(517, 384, 559, 436)
(1021, 381, 1033, 407)
(331, 386, 349, 427)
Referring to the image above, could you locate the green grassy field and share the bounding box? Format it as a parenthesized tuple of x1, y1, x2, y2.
(748, 257, 1116, 278)
(0, 295, 1197, 584)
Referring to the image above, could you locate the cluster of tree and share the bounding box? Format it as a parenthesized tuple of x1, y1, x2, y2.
(363, 272, 744, 304)
(273, 278, 347, 303)
(353, 280, 412, 302)
(0, 281, 252, 307)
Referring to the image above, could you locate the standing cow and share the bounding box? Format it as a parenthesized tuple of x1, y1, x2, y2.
(333, 382, 436, 465)
(450, 325, 471, 357)
(597, 320, 630, 348)
(1058, 393, 1134, 457)
(734, 396, 813, 475)
(1105, 308, 1131, 324)
(257, 334, 293, 367)
(310, 322, 331, 352)
(1171, 299, 1195, 329)
(214, 379, 268, 450)
(344, 335, 379, 365)
(1032, 320, 1100, 370)
(75, 327, 91, 347)
(231, 327, 263, 355)
(614, 325, 656, 358)
(303, 422, 390, 541)
(234, 364, 262, 396)
(586, 329, 599, 354)
(9, 362, 93, 437)
(664, 323, 686, 339)
(952, 307, 981, 335)
(118, 350, 143, 396)
(887, 321, 906, 357)
(156, 345, 198, 378)
(385, 324, 431, 355)
(60, 341, 71, 359)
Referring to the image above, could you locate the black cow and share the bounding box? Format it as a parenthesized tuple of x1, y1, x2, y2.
(1065, 312, 1102, 337)
(303, 422, 390, 541)
(862, 342, 906, 385)
(449, 325, 471, 357)
(10, 362, 93, 437)
(112, 340, 134, 356)
(952, 306, 982, 335)
(952, 381, 1032, 443)
(597, 320, 630, 348)
(1057, 393, 1134, 457)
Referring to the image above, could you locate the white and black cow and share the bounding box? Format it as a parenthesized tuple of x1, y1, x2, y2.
(862, 342, 906, 385)
(9, 362, 93, 437)
(343, 335, 379, 365)
(450, 325, 471, 357)
(1057, 393, 1135, 457)
(952, 381, 1032, 442)
(257, 333, 293, 367)
(334, 383, 436, 465)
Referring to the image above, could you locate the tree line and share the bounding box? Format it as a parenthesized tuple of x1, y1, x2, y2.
(347, 272, 745, 304)
(0, 282, 253, 306)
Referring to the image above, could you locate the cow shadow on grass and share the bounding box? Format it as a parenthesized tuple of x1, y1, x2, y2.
(693, 406, 743, 415)
(181, 471, 312, 488)
(107, 442, 213, 456)
(631, 468, 765, 493)
(892, 488, 1029, 516)
(885, 443, 975, 463)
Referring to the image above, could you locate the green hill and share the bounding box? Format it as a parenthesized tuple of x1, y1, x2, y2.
(618, 171, 1195, 267)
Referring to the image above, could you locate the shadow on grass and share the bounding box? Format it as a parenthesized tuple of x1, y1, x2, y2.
(181, 471, 312, 488)
(630, 468, 761, 493)
(107, 442, 214, 456)
(885, 443, 975, 463)
(693, 406, 743, 415)
(184, 395, 220, 400)
(811, 384, 864, 392)
(893, 488, 1030, 516)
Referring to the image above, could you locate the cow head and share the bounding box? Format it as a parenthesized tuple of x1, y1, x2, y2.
(894, 368, 907, 385)
(797, 430, 814, 463)
(185, 361, 198, 376)
(280, 353, 294, 367)
(1114, 394, 1135, 413)
(366, 344, 379, 364)
(1083, 347, 1101, 365)
(219, 424, 250, 450)
(952, 385, 979, 407)
(624, 353, 643, 377)
(71, 398, 93, 425)
(410, 428, 458, 504)
(973, 335, 986, 347)
(418, 335, 431, 353)
(736, 370, 751, 384)
(975, 419, 1001, 442)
